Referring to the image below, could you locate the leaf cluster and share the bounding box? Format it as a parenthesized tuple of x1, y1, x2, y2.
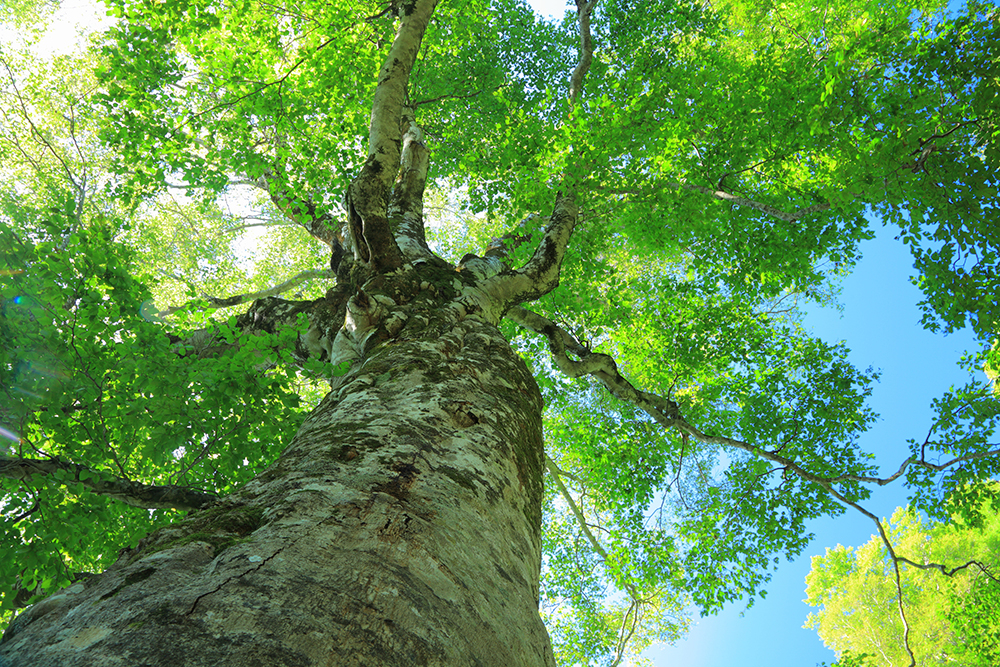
(0, 206, 305, 621)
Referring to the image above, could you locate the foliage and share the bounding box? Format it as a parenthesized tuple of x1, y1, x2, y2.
(1, 0, 999, 663)
(805, 503, 1000, 666)
(947, 575, 1000, 666)
(817, 652, 877, 667)
(0, 200, 306, 622)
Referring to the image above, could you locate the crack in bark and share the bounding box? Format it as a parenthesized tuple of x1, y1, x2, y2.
(185, 541, 289, 616)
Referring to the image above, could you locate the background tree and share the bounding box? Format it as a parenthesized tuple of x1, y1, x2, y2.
(806, 503, 1000, 666)
(1, 0, 998, 665)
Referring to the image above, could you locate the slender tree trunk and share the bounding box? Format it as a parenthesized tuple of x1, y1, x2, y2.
(0, 274, 557, 666)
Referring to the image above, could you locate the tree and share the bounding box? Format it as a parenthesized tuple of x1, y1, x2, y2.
(805, 502, 1000, 666)
(0, 0, 998, 665)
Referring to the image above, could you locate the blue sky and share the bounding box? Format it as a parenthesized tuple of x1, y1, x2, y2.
(524, 2, 983, 664)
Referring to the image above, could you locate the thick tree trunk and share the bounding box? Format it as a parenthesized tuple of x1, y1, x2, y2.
(0, 275, 556, 666)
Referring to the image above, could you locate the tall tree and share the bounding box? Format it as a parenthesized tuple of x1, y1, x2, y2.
(1, 0, 998, 665)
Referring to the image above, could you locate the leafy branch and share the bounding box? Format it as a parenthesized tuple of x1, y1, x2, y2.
(513, 304, 999, 667)
(545, 454, 648, 667)
(482, 1, 598, 307)
(0, 456, 218, 511)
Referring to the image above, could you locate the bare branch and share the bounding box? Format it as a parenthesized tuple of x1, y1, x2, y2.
(546, 456, 615, 566)
(0, 56, 86, 219)
(547, 453, 654, 665)
(412, 84, 508, 108)
(895, 556, 998, 580)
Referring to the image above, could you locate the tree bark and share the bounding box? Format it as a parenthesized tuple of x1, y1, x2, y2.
(0, 266, 556, 666)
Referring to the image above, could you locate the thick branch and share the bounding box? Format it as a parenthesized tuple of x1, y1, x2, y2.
(481, 1, 599, 306)
(365, 1, 439, 185)
(164, 291, 350, 372)
(512, 306, 1000, 494)
(254, 170, 341, 248)
(508, 306, 683, 427)
(348, 0, 439, 273)
(232, 293, 349, 366)
(0, 456, 217, 511)
(569, 1, 598, 105)
(481, 195, 580, 307)
(387, 117, 434, 263)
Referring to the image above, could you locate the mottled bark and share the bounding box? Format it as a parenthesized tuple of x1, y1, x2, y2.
(0, 263, 556, 666)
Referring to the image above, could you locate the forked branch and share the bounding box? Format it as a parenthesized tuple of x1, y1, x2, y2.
(348, 0, 439, 272)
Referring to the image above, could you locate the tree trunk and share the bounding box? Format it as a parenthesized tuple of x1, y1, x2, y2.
(0, 273, 557, 666)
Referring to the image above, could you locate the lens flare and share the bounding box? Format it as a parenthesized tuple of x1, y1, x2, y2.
(0, 426, 21, 443)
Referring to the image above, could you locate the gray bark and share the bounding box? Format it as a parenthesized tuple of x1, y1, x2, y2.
(0, 263, 556, 666)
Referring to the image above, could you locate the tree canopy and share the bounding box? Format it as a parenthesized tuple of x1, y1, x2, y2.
(1, 0, 999, 664)
(806, 501, 1000, 666)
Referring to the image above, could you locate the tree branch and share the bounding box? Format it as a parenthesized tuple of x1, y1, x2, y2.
(348, 0, 439, 273)
(677, 182, 831, 222)
(254, 169, 342, 249)
(387, 115, 435, 263)
(481, 195, 580, 308)
(479, 3, 598, 307)
(412, 84, 507, 108)
(0, 456, 217, 511)
(546, 453, 652, 665)
(516, 306, 1000, 667)
(617, 183, 831, 222)
(157, 268, 334, 317)
(508, 306, 683, 427)
(569, 1, 598, 105)
(193, 31, 341, 119)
